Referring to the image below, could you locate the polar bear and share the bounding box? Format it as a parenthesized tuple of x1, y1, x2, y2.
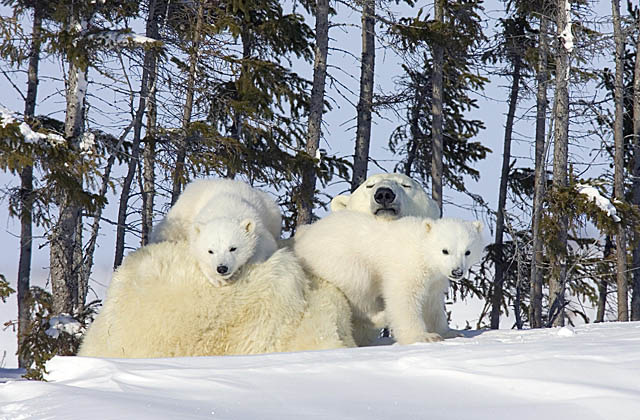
(330, 173, 440, 220)
(294, 211, 484, 345)
(78, 242, 355, 358)
(190, 217, 278, 287)
(151, 178, 282, 243)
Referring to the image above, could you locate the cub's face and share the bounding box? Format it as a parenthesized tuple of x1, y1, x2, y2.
(421, 219, 484, 282)
(191, 218, 257, 287)
(330, 173, 440, 220)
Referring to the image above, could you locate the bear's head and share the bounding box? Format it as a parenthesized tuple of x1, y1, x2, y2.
(330, 173, 440, 220)
(420, 218, 484, 283)
(190, 218, 258, 287)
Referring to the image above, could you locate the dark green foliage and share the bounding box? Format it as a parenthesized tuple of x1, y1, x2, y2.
(16, 287, 99, 380)
(0, 274, 15, 303)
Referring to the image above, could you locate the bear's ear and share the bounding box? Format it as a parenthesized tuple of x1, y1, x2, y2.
(330, 195, 350, 212)
(241, 218, 255, 233)
(423, 220, 433, 233)
(472, 220, 483, 233)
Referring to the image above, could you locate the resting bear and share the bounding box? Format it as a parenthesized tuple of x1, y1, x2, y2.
(330, 173, 440, 220)
(151, 178, 282, 243)
(78, 242, 355, 358)
(294, 211, 484, 345)
(191, 218, 277, 287)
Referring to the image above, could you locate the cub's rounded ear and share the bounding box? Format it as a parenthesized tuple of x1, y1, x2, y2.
(423, 219, 433, 233)
(330, 195, 350, 212)
(472, 221, 483, 233)
(241, 218, 255, 233)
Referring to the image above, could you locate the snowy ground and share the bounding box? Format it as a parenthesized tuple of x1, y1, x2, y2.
(1, 322, 639, 420)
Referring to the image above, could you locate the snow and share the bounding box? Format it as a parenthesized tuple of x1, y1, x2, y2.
(2, 322, 640, 419)
(44, 314, 83, 339)
(0, 107, 16, 127)
(577, 183, 621, 222)
(88, 31, 162, 48)
(79, 131, 96, 155)
(560, 0, 574, 53)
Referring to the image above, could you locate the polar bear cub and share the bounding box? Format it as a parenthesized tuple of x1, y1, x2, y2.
(331, 173, 440, 220)
(151, 178, 282, 243)
(294, 211, 484, 345)
(191, 217, 278, 287)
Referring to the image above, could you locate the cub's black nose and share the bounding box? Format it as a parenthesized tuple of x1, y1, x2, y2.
(217, 265, 229, 274)
(451, 268, 464, 279)
(374, 187, 396, 205)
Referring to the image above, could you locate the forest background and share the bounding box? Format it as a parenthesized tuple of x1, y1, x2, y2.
(1, 0, 639, 376)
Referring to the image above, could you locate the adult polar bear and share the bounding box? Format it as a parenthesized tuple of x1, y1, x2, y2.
(330, 172, 440, 220)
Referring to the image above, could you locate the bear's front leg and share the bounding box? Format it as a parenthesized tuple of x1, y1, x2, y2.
(382, 276, 443, 345)
(422, 283, 460, 339)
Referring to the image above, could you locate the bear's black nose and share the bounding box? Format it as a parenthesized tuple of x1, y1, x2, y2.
(450, 268, 463, 279)
(374, 187, 396, 205)
(217, 265, 229, 274)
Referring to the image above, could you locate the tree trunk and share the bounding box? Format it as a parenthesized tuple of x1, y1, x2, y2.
(170, 1, 204, 205)
(141, 0, 165, 246)
(612, 0, 628, 321)
(297, 0, 329, 225)
(596, 236, 613, 322)
(631, 11, 640, 321)
(51, 11, 89, 315)
(430, 0, 444, 215)
(547, 0, 571, 327)
(490, 57, 522, 330)
(114, 0, 165, 265)
(17, 4, 42, 368)
(351, 0, 375, 192)
(529, 13, 549, 329)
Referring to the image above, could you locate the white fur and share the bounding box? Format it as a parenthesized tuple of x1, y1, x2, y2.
(151, 178, 282, 243)
(78, 242, 355, 358)
(294, 211, 484, 345)
(191, 217, 277, 287)
(330, 173, 440, 220)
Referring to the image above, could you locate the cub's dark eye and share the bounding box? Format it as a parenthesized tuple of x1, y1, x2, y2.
(442, 249, 449, 255)
(230, 247, 237, 252)
(208, 250, 214, 255)
(465, 250, 471, 256)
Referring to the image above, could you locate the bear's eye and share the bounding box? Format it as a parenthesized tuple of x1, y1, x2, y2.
(365, 184, 375, 189)
(442, 249, 449, 255)
(230, 247, 237, 252)
(465, 250, 471, 256)
(401, 184, 412, 189)
(208, 250, 214, 255)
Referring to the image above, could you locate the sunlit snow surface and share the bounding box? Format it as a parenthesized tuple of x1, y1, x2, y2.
(2, 322, 640, 420)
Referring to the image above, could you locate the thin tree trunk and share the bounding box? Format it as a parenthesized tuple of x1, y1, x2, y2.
(114, 0, 165, 265)
(171, 1, 204, 205)
(297, 0, 329, 225)
(490, 57, 522, 330)
(548, 0, 571, 327)
(141, 0, 164, 246)
(631, 12, 640, 321)
(612, 0, 628, 321)
(596, 236, 613, 322)
(51, 9, 90, 315)
(17, 4, 42, 368)
(431, 0, 444, 215)
(351, 0, 375, 192)
(529, 13, 549, 329)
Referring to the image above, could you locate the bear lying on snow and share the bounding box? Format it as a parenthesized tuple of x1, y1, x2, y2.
(294, 212, 484, 345)
(79, 242, 355, 358)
